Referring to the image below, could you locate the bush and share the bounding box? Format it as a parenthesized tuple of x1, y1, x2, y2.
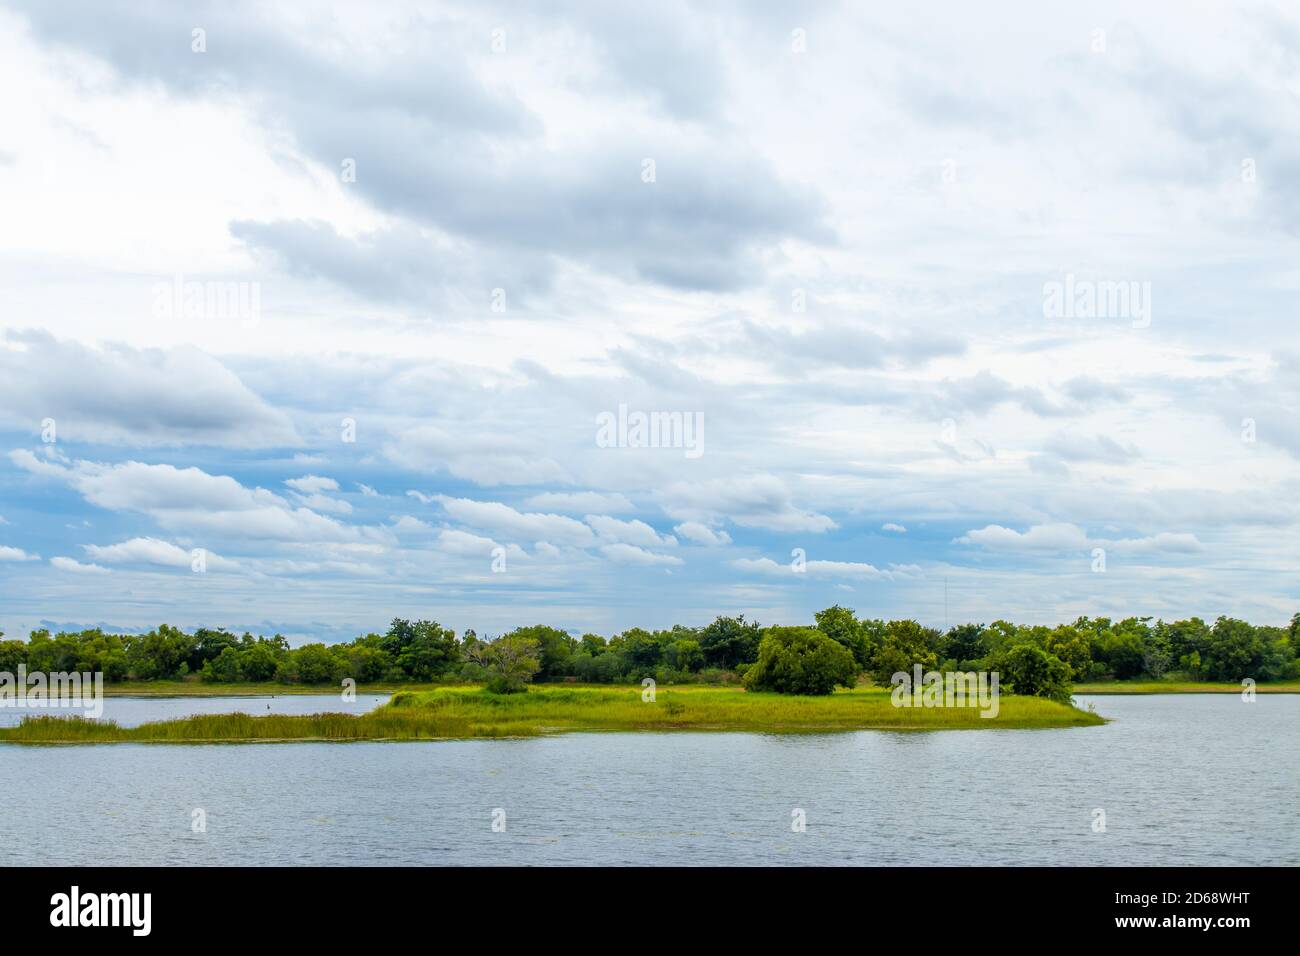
(483, 634, 541, 694)
(993, 644, 1073, 703)
(743, 626, 858, 696)
(867, 619, 938, 686)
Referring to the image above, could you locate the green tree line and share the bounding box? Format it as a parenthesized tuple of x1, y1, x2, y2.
(1, 609, 1296, 699)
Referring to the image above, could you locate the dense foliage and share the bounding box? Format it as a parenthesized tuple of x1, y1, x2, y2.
(743, 626, 858, 695)
(0, 610, 1295, 699)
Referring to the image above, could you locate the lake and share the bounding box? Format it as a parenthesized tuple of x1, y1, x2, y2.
(1, 693, 1295, 865)
(0, 693, 390, 728)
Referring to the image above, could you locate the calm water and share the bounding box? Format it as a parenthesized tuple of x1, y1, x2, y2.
(1, 694, 1295, 865)
(0, 693, 389, 728)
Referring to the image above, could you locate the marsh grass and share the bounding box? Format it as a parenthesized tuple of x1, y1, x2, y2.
(0, 684, 1103, 744)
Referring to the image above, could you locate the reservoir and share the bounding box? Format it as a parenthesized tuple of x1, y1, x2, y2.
(1, 693, 1295, 865)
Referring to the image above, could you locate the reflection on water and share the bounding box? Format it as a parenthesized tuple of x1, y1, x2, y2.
(0, 693, 389, 728)
(1, 694, 1295, 866)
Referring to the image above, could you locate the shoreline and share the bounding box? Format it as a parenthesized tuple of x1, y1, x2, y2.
(86, 678, 1300, 698)
(0, 684, 1104, 744)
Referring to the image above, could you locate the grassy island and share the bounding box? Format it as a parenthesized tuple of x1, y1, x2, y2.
(0, 684, 1104, 744)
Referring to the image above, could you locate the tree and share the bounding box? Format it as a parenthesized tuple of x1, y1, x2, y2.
(240, 642, 283, 681)
(993, 644, 1073, 703)
(1203, 617, 1268, 681)
(743, 626, 858, 696)
(946, 623, 987, 667)
(384, 619, 459, 681)
(200, 646, 243, 682)
(285, 644, 342, 684)
(189, 627, 239, 672)
(867, 619, 938, 686)
(699, 615, 762, 669)
(503, 625, 573, 679)
(1045, 625, 1092, 681)
(814, 605, 874, 668)
(0, 639, 29, 674)
(1091, 627, 1145, 679)
(580, 633, 608, 656)
(126, 625, 195, 680)
(668, 639, 704, 673)
(484, 634, 541, 693)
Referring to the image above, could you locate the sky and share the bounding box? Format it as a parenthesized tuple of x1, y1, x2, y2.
(0, 0, 1297, 644)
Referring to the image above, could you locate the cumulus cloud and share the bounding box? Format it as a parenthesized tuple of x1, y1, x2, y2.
(525, 491, 634, 514)
(386, 426, 571, 487)
(15, 1, 827, 295)
(11, 450, 365, 544)
(599, 543, 683, 566)
(435, 496, 596, 548)
(955, 523, 1090, 551)
(0, 330, 297, 447)
(956, 523, 1203, 555)
(1103, 532, 1204, 554)
(882, 523, 907, 533)
(50, 556, 110, 574)
(0, 545, 38, 561)
(733, 557, 897, 579)
(434, 529, 523, 561)
(285, 476, 338, 494)
(657, 476, 835, 533)
(585, 514, 675, 548)
(673, 522, 732, 546)
(82, 537, 238, 571)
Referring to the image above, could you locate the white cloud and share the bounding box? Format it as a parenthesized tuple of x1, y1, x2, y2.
(0, 330, 297, 447)
(585, 514, 675, 548)
(882, 523, 907, 533)
(292, 493, 352, 515)
(955, 523, 1090, 551)
(657, 475, 836, 533)
(956, 523, 1203, 555)
(435, 529, 499, 556)
(524, 491, 634, 514)
(12, 450, 366, 543)
(733, 556, 895, 579)
(390, 516, 433, 534)
(82, 536, 238, 571)
(436, 496, 596, 548)
(0, 545, 38, 561)
(386, 426, 570, 487)
(673, 522, 732, 546)
(1103, 532, 1204, 554)
(50, 556, 110, 574)
(599, 543, 683, 566)
(285, 475, 338, 493)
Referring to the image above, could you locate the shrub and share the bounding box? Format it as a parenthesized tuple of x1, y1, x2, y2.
(483, 634, 541, 694)
(993, 644, 1073, 703)
(743, 626, 858, 696)
(867, 619, 938, 686)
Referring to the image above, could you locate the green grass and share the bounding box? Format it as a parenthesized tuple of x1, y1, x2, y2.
(0, 684, 1103, 744)
(1073, 679, 1300, 694)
